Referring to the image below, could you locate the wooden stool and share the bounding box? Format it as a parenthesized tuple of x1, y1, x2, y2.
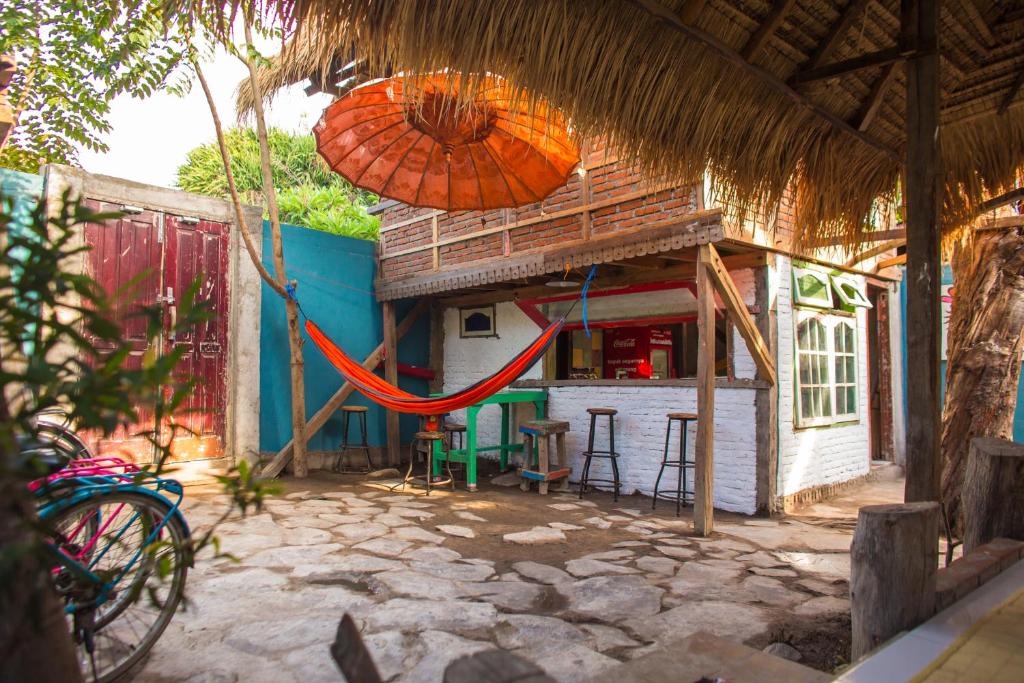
(443, 421, 467, 477)
(652, 412, 697, 516)
(334, 405, 372, 473)
(397, 431, 454, 496)
(518, 419, 571, 495)
(579, 408, 620, 501)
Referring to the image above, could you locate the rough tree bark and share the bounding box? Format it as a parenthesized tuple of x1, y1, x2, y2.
(940, 225, 1024, 528)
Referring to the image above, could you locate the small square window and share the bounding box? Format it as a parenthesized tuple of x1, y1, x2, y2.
(792, 266, 833, 308)
(831, 275, 873, 308)
(459, 305, 497, 338)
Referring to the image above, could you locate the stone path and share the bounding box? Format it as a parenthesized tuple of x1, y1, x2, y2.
(132, 478, 880, 683)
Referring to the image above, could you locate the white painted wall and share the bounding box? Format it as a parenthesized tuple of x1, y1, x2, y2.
(442, 279, 761, 514)
(775, 255, 871, 495)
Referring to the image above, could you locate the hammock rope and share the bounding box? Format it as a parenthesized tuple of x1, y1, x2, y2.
(298, 266, 597, 415)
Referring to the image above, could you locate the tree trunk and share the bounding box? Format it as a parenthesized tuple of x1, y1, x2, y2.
(240, 23, 308, 477)
(940, 226, 1024, 528)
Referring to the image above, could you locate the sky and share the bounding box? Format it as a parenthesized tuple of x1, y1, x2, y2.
(77, 39, 332, 189)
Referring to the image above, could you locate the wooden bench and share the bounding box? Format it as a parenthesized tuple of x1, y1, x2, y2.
(518, 419, 571, 495)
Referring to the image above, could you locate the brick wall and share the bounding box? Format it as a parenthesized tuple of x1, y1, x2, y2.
(377, 156, 700, 279)
(775, 255, 872, 495)
(441, 286, 762, 515)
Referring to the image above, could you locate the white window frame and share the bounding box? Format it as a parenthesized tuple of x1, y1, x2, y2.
(794, 310, 861, 428)
(792, 266, 834, 308)
(831, 274, 873, 309)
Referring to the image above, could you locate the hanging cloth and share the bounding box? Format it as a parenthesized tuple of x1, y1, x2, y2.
(302, 266, 597, 415)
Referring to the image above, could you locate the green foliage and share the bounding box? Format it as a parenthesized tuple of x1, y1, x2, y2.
(175, 127, 381, 240)
(0, 0, 185, 171)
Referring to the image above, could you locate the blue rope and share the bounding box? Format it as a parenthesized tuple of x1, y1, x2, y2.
(581, 265, 597, 338)
(284, 281, 298, 302)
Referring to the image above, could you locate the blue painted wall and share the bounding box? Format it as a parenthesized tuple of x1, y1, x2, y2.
(899, 265, 1024, 443)
(258, 222, 429, 453)
(0, 168, 44, 231)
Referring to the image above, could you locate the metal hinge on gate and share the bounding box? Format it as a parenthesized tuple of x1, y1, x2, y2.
(179, 216, 200, 225)
(122, 205, 144, 214)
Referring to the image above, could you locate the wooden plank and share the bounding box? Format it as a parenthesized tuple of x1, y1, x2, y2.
(876, 253, 907, 269)
(741, 0, 798, 61)
(999, 68, 1024, 115)
(790, 47, 904, 86)
(626, 0, 900, 162)
(378, 209, 444, 233)
(260, 300, 428, 478)
(701, 243, 777, 385)
(695, 244, 716, 536)
(754, 258, 779, 514)
(382, 300, 401, 466)
(854, 62, 900, 131)
(845, 238, 906, 268)
(806, 0, 874, 69)
(431, 214, 440, 270)
(902, 0, 942, 503)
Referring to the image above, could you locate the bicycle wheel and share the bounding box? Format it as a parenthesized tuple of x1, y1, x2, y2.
(36, 422, 92, 462)
(44, 491, 189, 682)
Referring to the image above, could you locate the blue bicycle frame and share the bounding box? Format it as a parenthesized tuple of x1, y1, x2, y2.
(36, 473, 189, 613)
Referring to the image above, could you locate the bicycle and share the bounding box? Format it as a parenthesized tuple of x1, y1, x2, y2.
(31, 455, 192, 682)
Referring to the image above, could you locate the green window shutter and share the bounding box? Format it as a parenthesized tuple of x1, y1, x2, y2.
(831, 274, 873, 308)
(792, 266, 833, 308)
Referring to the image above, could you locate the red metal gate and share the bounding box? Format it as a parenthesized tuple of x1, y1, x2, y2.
(81, 202, 230, 463)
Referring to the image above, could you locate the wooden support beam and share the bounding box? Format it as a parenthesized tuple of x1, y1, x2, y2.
(382, 300, 401, 466)
(741, 0, 797, 61)
(700, 243, 777, 385)
(627, 0, 900, 162)
(428, 301, 445, 395)
(876, 253, 907, 270)
(695, 244, 716, 536)
(791, 47, 905, 85)
(998, 68, 1024, 115)
(854, 62, 900, 131)
(846, 238, 906, 268)
(902, 0, 943, 504)
(754, 258, 779, 515)
(261, 300, 428, 478)
(806, 0, 874, 70)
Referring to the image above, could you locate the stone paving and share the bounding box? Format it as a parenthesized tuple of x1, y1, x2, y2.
(131, 476, 892, 683)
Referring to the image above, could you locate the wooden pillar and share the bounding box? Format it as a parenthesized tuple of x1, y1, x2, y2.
(382, 300, 401, 466)
(695, 244, 716, 536)
(851, 502, 939, 659)
(754, 258, 779, 515)
(901, 0, 942, 503)
(428, 300, 445, 395)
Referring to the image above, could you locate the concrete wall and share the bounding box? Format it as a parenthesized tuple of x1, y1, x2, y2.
(42, 164, 263, 469)
(441, 278, 762, 515)
(776, 255, 872, 496)
(258, 222, 430, 456)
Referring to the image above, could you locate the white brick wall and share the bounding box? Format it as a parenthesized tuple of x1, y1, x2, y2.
(443, 283, 760, 514)
(775, 256, 871, 495)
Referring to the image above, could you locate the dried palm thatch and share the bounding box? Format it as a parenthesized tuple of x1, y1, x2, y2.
(222, 0, 1024, 248)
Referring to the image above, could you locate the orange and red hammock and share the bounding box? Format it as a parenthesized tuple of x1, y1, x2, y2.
(303, 267, 594, 416)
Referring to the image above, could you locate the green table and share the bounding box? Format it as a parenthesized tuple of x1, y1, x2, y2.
(431, 390, 548, 491)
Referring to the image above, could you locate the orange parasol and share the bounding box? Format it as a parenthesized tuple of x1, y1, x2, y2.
(313, 74, 580, 211)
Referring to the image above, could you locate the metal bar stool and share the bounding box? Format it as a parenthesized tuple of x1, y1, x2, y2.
(578, 408, 621, 501)
(443, 420, 467, 479)
(652, 412, 696, 516)
(333, 405, 373, 473)
(398, 431, 454, 496)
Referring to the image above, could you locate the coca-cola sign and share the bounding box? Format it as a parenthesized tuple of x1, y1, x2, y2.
(612, 337, 637, 349)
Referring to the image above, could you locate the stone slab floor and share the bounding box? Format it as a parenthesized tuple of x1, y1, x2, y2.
(132, 473, 901, 683)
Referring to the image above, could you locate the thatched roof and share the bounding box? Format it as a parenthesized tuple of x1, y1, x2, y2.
(231, 0, 1024, 247)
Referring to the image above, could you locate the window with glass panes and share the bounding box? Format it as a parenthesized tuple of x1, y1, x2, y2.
(833, 321, 858, 420)
(794, 311, 860, 428)
(796, 316, 832, 426)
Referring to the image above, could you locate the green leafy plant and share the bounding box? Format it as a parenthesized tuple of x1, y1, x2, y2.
(0, 0, 185, 171)
(176, 127, 381, 240)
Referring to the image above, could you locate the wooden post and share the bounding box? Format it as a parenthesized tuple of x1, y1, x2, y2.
(962, 437, 1024, 552)
(754, 258, 779, 514)
(901, 0, 942, 503)
(695, 244, 716, 536)
(382, 300, 401, 466)
(428, 300, 445, 395)
(851, 502, 939, 659)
